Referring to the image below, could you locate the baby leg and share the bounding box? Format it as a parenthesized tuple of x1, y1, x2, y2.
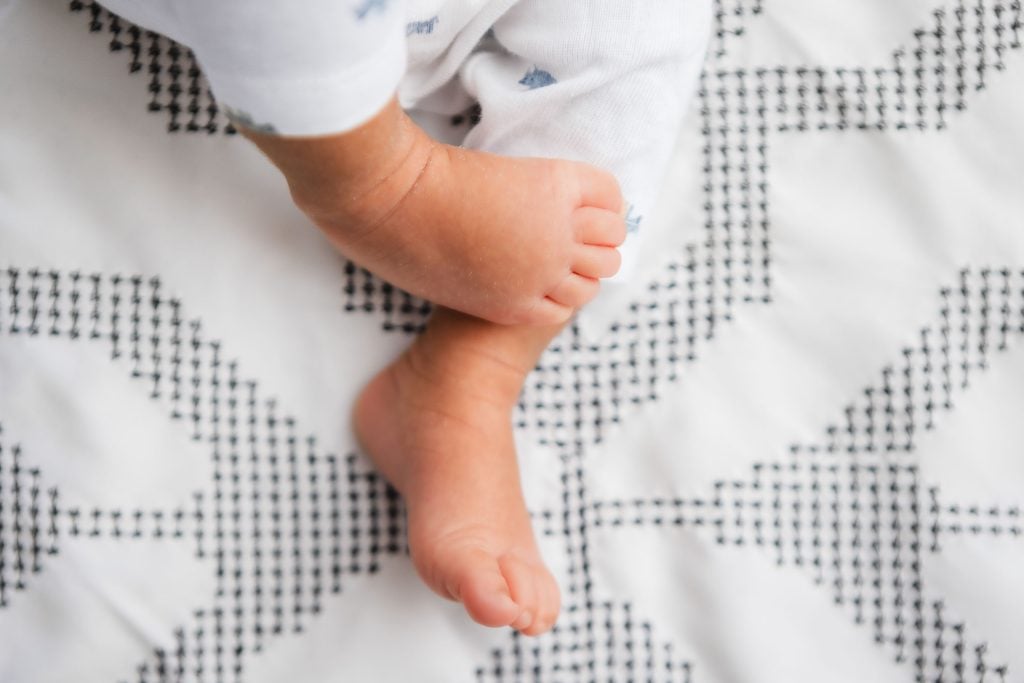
(354, 308, 565, 635)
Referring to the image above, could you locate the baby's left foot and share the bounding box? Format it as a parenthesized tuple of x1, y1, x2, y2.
(354, 308, 562, 635)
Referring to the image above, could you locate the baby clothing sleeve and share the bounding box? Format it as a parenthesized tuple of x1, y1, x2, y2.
(458, 0, 712, 280)
(96, 0, 408, 135)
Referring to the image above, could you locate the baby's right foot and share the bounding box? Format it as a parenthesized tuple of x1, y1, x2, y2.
(253, 99, 626, 325)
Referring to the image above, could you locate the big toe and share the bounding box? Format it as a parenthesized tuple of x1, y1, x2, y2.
(436, 547, 522, 628)
(424, 544, 560, 634)
(513, 296, 576, 327)
(575, 163, 624, 214)
(500, 554, 561, 636)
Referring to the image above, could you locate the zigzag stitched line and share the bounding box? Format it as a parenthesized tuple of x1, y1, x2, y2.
(0, 267, 408, 683)
(518, 266, 1024, 683)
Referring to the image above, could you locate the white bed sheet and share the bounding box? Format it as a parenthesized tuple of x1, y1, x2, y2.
(2, 1, 1024, 681)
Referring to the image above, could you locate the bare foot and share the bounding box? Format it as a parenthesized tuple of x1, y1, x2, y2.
(243, 99, 626, 326)
(354, 308, 563, 634)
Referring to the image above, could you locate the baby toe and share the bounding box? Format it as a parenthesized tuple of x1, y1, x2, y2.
(546, 274, 600, 310)
(572, 244, 622, 279)
(518, 296, 575, 326)
(455, 553, 524, 628)
(500, 555, 541, 631)
(575, 206, 627, 247)
(521, 569, 561, 636)
(540, 571, 561, 628)
(575, 163, 624, 213)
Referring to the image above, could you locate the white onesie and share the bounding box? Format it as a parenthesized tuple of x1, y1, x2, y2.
(95, 0, 711, 280)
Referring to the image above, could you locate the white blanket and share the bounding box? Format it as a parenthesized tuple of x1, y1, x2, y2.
(2, 1, 1023, 681)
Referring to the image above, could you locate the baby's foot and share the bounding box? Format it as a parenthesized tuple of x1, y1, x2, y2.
(291, 103, 626, 326)
(354, 309, 561, 634)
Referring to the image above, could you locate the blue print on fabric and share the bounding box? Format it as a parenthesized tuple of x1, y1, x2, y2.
(625, 204, 643, 233)
(406, 15, 439, 35)
(353, 0, 389, 20)
(518, 66, 557, 89)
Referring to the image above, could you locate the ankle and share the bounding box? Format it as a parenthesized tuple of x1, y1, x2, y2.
(322, 132, 442, 237)
(241, 97, 436, 229)
(400, 334, 528, 412)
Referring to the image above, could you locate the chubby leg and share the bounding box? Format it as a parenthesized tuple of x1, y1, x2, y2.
(354, 307, 565, 635)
